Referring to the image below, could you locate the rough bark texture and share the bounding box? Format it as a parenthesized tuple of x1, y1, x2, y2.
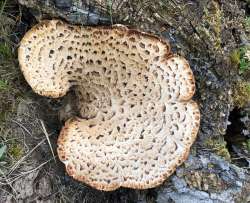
(1, 0, 249, 202)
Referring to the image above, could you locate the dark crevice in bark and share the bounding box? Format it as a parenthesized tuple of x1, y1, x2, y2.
(224, 108, 249, 168)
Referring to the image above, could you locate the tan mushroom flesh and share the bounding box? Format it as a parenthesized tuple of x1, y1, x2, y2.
(18, 20, 200, 191)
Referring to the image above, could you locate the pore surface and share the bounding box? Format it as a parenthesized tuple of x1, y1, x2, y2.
(18, 20, 200, 191)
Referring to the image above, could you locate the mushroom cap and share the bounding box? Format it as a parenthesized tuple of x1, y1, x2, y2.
(18, 20, 200, 191)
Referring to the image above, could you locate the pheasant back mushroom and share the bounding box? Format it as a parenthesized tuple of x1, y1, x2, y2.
(18, 20, 200, 191)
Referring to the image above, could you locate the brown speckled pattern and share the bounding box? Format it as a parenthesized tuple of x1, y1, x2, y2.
(18, 20, 200, 191)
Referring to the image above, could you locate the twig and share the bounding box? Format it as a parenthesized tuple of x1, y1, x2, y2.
(40, 120, 56, 163)
(7, 138, 47, 176)
(0, 168, 17, 195)
(0, 187, 17, 202)
(0, 158, 53, 184)
(11, 119, 33, 137)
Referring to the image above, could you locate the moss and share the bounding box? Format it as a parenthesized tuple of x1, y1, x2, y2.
(0, 80, 9, 91)
(0, 15, 20, 124)
(246, 139, 250, 152)
(203, 1, 222, 36)
(184, 171, 226, 192)
(204, 137, 231, 161)
(207, 163, 214, 169)
(230, 49, 241, 65)
(232, 82, 250, 108)
(239, 46, 250, 74)
(196, 0, 222, 52)
(0, 42, 12, 59)
(8, 143, 23, 160)
(245, 16, 250, 31)
(230, 45, 250, 73)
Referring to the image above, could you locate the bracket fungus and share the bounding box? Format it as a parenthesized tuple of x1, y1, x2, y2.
(18, 20, 200, 191)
